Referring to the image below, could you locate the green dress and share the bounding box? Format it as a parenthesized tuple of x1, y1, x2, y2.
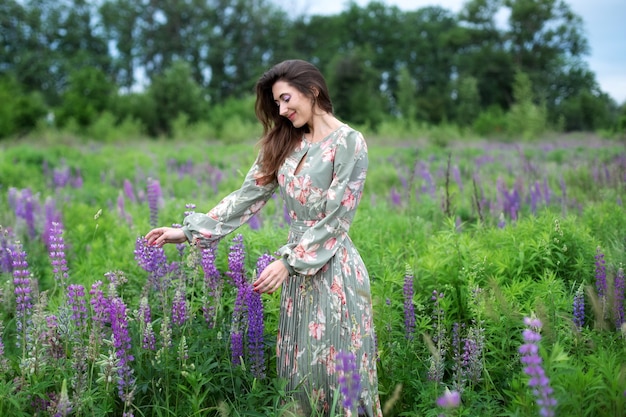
(182, 125, 382, 416)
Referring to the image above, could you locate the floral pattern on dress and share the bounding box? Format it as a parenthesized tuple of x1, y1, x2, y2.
(182, 125, 382, 417)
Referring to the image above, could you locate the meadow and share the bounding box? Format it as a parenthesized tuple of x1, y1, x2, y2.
(0, 132, 625, 417)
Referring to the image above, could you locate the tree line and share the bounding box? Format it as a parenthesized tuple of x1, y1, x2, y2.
(1, 0, 624, 140)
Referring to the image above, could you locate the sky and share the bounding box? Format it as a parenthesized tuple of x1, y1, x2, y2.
(277, 0, 626, 104)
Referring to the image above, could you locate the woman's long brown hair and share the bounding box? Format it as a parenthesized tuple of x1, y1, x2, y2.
(254, 60, 334, 185)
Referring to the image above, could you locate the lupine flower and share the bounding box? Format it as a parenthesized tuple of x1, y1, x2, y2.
(201, 246, 222, 327)
(147, 178, 162, 228)
(138, 297, 155, 350)
(117, 193, 133, 226)
(231, 282, 249, 366)
(461, 322, 484, 385)
(390, 187, 402, 206)
(248, 214, 262, 230)
(519, 317, 556, 417)
(42, 197, 61, 247)
(9, 187, 39, 239)
(613, 266, 625, 329)
(108, 297, 136, 404)
(572, 284, 585, 330)
(178, 335, 189, 363)
(48, 222, 70, 288)
(256, 253, 275, 276)
(12, 242, 34, 347)
(67, 284, 88, 334)
(451, 322, 465, 391)
(171, 286, 189, 327)
(230, 330, 244, 366)
(0, 226, 16, 274)
(134, 237, 169, 290)
(436, 388, 461, 408)
(226, 234, 246, 287)
(123, 179, 136, 203)
(403, 265, 416, 340)
(335, 350, 362, 412)
(247, 284, 265, 379)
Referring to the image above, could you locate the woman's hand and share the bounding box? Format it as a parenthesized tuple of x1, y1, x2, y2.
(253, 260, 289, 294)
(145, 227, 187, 247)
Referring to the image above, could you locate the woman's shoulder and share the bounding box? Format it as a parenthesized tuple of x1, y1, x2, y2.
(336, 124, 367, 155)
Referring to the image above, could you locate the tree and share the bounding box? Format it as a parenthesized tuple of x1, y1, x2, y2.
(55, 67, 115, 128)
(505, 0, 589, 105)
(147, 61, 208, 136)
(325, 48, 385, 128)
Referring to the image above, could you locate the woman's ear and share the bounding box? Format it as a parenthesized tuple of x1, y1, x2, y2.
(310, 86, 319, 97)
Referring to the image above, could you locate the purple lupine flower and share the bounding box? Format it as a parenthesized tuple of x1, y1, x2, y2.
(9, 187, 39, 239)
(256, 253, 275, 276)
(67, 284, 88, 333)
(436, 388, 461, 408)
(117, 193, 133, 226)
(248, 214, 262, 230)
(595, 247, 607, 297)
(53, 164, 71, 188)
(201, 246, 222, 327)
(461, 322, 485, 385)
(226, 234, 246, 287)
(89, 281, 110, 358)
(572, 284, 585, 330)
(147, 178, 162, 228)
(0, 226, 16, 274)
(390, 187, 402, 206)
(48, 221, 69, 289)
(171, 286, 189, 327)
(519, 317, 557, 417)
(230, 331, 244, 366)
(12, 242, 34, 347)
(613, 267, 625, 329)
(247, 285, 265, 379)
(42, 197, 61, 248)
(403, 266, 416, 340)
(108, 297, 136, 404)
(89, 281, 109, 325)
(231, 282, 249, 366)
(123, 179, 136, 203)
(138, 297, 156, 350)
(336, 350, 362, 412)
(134, 237, 169, 290)
(451, 322, 465, 392)
(44, 314, 65, 359)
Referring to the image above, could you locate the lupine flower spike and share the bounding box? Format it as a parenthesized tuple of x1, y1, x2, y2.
(519, 316, 557, 417)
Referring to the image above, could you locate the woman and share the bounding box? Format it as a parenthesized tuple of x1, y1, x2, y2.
(145, 59, 382, 416)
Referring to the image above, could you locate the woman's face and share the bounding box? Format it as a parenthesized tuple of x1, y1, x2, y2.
(272, 80, 314, 129)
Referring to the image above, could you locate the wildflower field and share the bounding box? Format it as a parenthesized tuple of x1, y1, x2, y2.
(0, 134, 625, 416)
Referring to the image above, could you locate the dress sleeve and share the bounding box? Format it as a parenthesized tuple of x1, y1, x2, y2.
(278, 130, 368, 275)
(181, 153, 277, 248)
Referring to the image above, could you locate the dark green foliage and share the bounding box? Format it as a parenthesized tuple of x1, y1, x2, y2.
(0, 76, 47, 138)
(0, 0, 622, 139)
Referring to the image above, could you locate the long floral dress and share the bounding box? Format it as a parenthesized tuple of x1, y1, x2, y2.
(181, 125, 382, 417)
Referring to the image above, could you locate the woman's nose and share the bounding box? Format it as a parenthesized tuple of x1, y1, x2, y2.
(279, 102, 289, 116)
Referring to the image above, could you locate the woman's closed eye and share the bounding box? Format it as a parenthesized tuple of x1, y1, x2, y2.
(275, 94, 291, 106)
